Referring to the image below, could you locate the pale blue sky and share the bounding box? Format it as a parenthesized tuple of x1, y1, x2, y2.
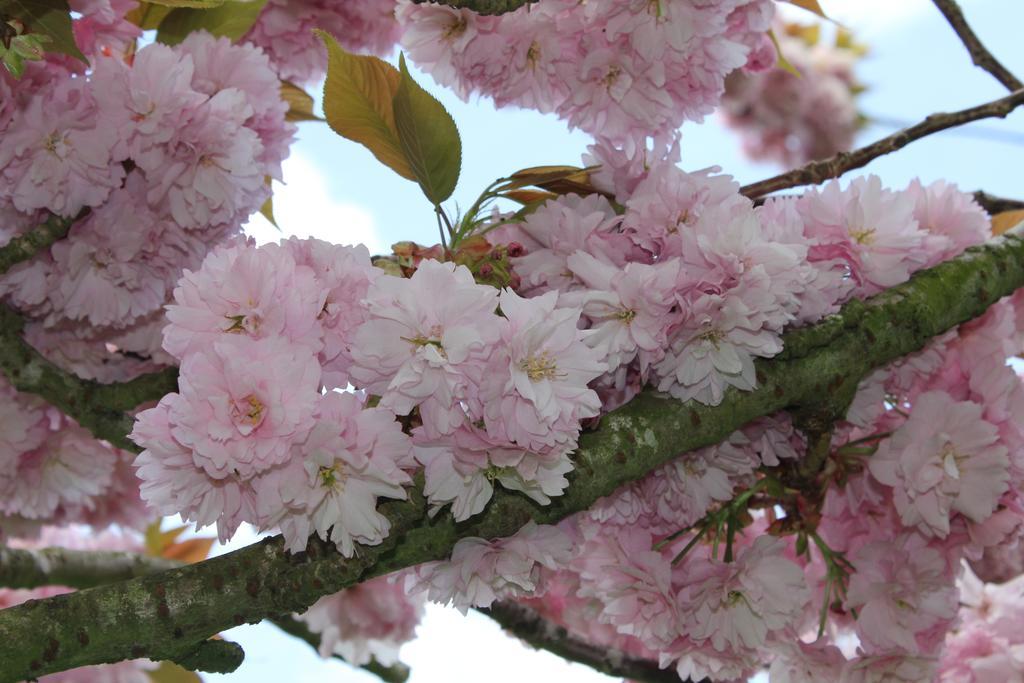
(223, 1, 1024, 681)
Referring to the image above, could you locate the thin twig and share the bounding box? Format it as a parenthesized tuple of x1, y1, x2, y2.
(740, 89, 1024, 199)
(408, 0, 537, 15)
(0, 547, 180, 589)
(479, 601, 698, 683)
(931, 0, 1023, 92)
(754, 189, 1024, 216)
(269, 617, 410, 683)
(973, 190, 1024, 214)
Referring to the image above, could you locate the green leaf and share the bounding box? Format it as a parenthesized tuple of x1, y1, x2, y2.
(0, 30, 48, 77)
(768, 29, 801, 78)
(280, 80, 322, 122)
(258, 176, 278, 228)
(392, 53, 461, 205)
(147, 662, 202, 683)
(156, 0, 267, 46)
(780, 0, 829, 19)
(317, 30, 414, 181)
(125, 3, 175, 29)
(0, 0, 85, 63)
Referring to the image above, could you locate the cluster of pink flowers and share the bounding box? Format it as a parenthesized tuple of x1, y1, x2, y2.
(394, 142, 1017, 679)
(721, 22, 865, 166)
(396, 0, 776, 147)
(130, 238, 601, 559)
(121, 115, 1022, 677)
(4, 2, 1024, 681)
(0, 0, 293, 384)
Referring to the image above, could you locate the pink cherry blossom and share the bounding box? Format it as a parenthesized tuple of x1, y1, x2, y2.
(845, 532, 958, 655)
(132, 396, 260, 541)
(678, 535, 810, 650)
(257, 391, 412, 556)
(168, 337, 321, 480)
(798, 175, 928, 296)
(413, 422, 572, 522)
(869, 391, 1010, 539)
(481, 289, 605, 452)
(350, 259, 503, 435)
(283, 238, 380, 390)
(299, 574, 424, 666)
(0, 79, 123, 217)
(164, 241, 324, 360)
(407, 522, 573, 611)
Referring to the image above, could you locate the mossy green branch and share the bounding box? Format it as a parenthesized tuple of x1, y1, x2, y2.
(0, 546, 410, 682)
(0, 227, 1022, 681)
(0, 214, 75, 277)
(0, 304, 178, 451)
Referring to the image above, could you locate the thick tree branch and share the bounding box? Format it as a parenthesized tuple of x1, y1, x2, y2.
(932, 0, 1023, 92)
(0, 547, 180, 590)
(408, 0, 537, 15)
(269, 617, 410, 683)
(740, 89, 1024, 199)
(0, 546, 407, 682)
(480, 601, 694, 683)
(0, 225, 1021, 681)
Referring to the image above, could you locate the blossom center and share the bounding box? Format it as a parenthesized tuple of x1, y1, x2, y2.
(617, 309, 637, 325)
(726, 590, 747, 607)
(526, 40, 540, 70)
(318, 463, 347, 492)
(938, 437, 965, 480)
(519, 350, 561, 381)
(231, 394, 265, 431)
(697, 327, 726, 349)
(602, 65, 622, 90)
(849, 227, 877, 245)
(444, 17, 467, 40)
(43, 132, 67, 157)
(224, 313, 261, 335)
(403, 324, 446, 356)
(131, 102, 156, 123)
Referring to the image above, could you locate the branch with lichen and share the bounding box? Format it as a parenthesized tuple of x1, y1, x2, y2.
(0, 223, 1021, 681)
(0, 214, 77, 277)
(0, 303, 177, 451)
(479, 601, 695, 683)
(408, 0, 537, 15)
(0, 546, 409, 682)
(740, 89, 1024, 199)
